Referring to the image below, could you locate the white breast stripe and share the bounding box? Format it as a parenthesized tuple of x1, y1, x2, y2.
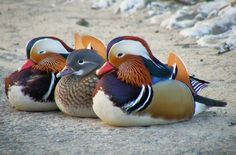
(42, 73, 55, 100)
(134, 85, 152, 112)
(123, 85, 145, 110)
(122, 85, 153, 113)
(171, 63, 177, 79)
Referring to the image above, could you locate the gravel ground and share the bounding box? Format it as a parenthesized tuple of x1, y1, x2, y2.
(0, 0, 235, 154)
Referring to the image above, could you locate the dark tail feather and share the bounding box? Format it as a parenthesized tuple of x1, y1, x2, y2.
(194, 95, 227, 107)
(190, 76, 210, 84)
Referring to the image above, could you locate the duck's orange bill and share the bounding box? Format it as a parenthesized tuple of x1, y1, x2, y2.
(18, 59, 35, 72)
(96, 62, 114, 76)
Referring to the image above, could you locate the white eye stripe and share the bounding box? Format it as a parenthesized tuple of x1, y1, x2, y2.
(73, 70, 84, 75)
(77, 60, 97, 65)
(110, 40, 150, 60)
(31, 38, 70, 55)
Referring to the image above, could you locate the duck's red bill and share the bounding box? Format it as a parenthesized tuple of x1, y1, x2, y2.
(96, 62, 114, 76)
(18, 59, 35, 72)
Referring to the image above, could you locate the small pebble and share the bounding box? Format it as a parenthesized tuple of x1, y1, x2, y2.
(76, 19, 89, 27)
(182, 44, 190, 48)
(228, 121, 236, 127)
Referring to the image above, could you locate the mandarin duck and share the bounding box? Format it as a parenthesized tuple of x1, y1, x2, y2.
(92, 36, 227, 126)
(5, 36, 73, 111)
(55, 34, 105, 117)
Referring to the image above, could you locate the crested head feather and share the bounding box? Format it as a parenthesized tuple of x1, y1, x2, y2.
(26, 36, 73, 59)
(107, 36, 173, 82)
(26, 36, 48, 59)
(106, 36, 156, 62)
(25, 36, 73, 73)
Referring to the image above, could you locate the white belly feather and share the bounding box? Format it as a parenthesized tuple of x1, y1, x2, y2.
(8, 85, 58, 111)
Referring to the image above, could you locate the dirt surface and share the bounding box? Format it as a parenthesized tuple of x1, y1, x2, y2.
(0, 0, 235, 154)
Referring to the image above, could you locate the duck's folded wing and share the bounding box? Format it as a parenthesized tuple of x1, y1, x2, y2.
(142, 57, 173, 82)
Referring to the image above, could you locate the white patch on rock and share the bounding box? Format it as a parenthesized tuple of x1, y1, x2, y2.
(115, 0, 145, 14)
(180, 5, 236, 37)
(91, 0, 116, 9)
(94, 0, 236, 50)
(161, 1, 230, 29)
(161, 0, 236, 50)
(197, 26, 236, 50)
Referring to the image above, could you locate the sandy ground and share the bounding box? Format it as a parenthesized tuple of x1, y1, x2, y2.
(0, 0, 236, 154)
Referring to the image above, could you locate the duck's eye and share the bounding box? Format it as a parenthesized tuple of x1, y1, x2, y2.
(78, 59, 84, 64)
(117, 53, 124, 57)
(39, 50, 46, 54)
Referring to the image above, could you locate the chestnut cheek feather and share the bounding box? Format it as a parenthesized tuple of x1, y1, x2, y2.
(117, 56, 152, 86)
(32, 54, 66, 73)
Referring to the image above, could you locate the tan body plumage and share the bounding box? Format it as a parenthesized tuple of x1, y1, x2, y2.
(55, 72, 98, 117)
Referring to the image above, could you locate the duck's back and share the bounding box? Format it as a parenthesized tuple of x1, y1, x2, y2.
(55, 72, 98, 117)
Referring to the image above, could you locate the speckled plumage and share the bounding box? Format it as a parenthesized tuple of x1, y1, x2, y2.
(55, 72, 98, 117)
(54, 49, 105, 117)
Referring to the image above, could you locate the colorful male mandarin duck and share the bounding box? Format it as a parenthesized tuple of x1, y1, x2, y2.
(92, 36, 227, 127)
(5, 36, 73, 111)
(55, 35, 105, 117)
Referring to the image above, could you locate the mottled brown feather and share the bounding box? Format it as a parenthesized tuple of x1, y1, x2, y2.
(55, 72, 98, 111)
